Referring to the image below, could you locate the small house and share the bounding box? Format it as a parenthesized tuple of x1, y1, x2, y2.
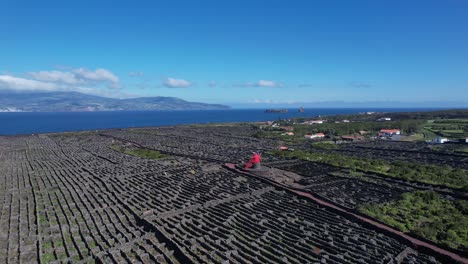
(305, 133, 325, 139)
(377, 117, 392, 122)
(303, 120, 324, 125)
(379, 129, 401, 137)
(434, 137, 448, 144)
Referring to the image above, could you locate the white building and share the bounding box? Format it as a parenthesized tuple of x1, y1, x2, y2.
(434, 137, 448, 144)
(304, 133, 325, 139)
(303, 120, 324, 125)
(377, 117, 392, 121)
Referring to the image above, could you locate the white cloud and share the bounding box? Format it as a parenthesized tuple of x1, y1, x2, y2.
(26, 68, 120, 89)
(1, 67, 122, 95)
(256, 80, 281, 87)
(0, 74, 138, 99)
(235, 80, 283, 88)
(163, 77, 191, 88)
(73, 68, 120, 88)
(27, 70, 80, 84)
(251, 98, 297, 104)
(0, 75, 59, 91)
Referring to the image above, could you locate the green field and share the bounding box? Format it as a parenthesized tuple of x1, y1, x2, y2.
(424, 118, 468, 139)
(359, 191, 468, 251)
(271, 150, 468, 190)
(110, 144, 168, 159)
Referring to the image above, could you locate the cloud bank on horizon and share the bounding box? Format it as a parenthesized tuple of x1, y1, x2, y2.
(0, 67, 284, 100)
(0, 68, 121, 96)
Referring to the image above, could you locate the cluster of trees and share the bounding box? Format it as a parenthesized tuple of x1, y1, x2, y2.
(388, 161, 468, 190)
(384, 109, 468, 120)
(359, 191, 468, 251)
(426, 119, 468, 137)
(272, 150, 468, 190)
(429, 124, 466, 131)
(289, 109, 468, 123)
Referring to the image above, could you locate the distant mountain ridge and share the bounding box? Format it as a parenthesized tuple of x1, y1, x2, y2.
(0, 91, 230, 112)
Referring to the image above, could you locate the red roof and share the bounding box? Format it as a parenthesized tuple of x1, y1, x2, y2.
(315, 133, 325, 136)
(380, 129, 400, 133)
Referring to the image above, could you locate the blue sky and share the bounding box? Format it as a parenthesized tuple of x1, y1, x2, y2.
(1, 0, 467, 107)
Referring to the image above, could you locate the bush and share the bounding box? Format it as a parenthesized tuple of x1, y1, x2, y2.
(272, 150, 468, 189)
(359, 191, 468, 251)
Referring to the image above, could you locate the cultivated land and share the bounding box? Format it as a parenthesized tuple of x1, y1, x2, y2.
(1, 112, 468, 263)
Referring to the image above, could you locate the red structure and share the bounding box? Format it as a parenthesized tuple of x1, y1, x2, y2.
(244, 152, 261, 169)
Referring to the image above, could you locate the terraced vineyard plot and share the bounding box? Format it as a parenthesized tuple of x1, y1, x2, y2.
(326, 142, 468, 170)
(0, 136, 182, 263)
(0, 128, 461, 263)
(102, 126, 280, 163)
(153, 190, 439, 263)
(266, 159, 412, 208)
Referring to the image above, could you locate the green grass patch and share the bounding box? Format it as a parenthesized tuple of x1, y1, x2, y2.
(359, 191, 468, 251)
(125, 148, 168, 159)
(424, 119, 468, 139)
(42, 241, 53, 249)
(54, 240, 63, 247)
(422, 128, 437, 140)
(455, 148, 468, 154)
(110, 145, 168, 159)
(88, 240, 97, 249)
(41, 252, 56, 263)
(398, 133, 425, 142)
(253, 130, 306, 145)
(311, 141, 339, 150)
(271, 150, 468, 190)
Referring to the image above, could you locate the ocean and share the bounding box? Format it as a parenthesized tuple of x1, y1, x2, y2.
(0, 108, 439, 135)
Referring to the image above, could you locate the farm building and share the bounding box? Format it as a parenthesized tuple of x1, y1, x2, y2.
(304, 133, 325, 139)
(379, 129, 401, 137)
(303, 120, 324, 125)
(434, 137, 449, 144)
(377, 117, 392, 121)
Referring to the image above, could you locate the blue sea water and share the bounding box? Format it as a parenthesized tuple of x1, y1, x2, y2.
(0, 108, 439, 135)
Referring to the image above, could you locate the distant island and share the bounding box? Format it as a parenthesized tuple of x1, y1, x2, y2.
(0, 91, 230, 112)
(264, 108, 288, 113)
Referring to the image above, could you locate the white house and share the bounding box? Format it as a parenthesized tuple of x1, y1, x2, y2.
(304, 133, 325, 139)
(303, 120, 324, 125)
(434, 137, 448, 144)
(377, 117, 392, 121)
(379, 129, 401, 136)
